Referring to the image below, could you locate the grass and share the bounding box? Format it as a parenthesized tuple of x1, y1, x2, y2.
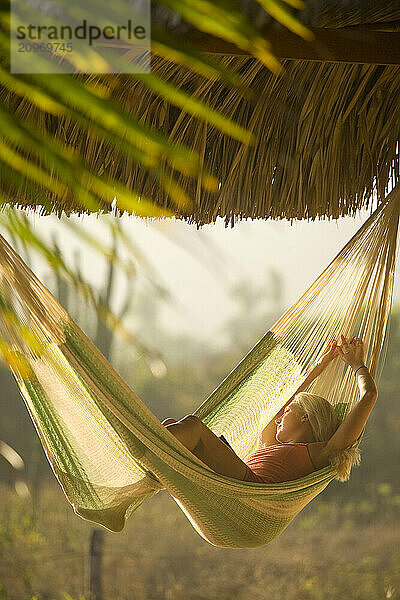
(0, 481, 399, 599)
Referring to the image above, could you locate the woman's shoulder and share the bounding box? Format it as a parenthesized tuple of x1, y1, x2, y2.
(306, 441, 331, 470)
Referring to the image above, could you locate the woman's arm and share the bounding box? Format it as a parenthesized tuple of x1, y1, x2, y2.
(259, 339, 338, 447)
(324, 335, 378, 456)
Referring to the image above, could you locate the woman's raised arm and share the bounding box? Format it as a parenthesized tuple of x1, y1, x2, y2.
(324, 335, 378, 456)
(259, 339, 339, 447)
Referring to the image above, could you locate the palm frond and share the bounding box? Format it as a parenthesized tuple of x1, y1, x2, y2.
(0, 0, 312, 219)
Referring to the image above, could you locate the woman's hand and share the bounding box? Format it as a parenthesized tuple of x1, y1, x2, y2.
(336, 334, 365, 370)
(316, 338, 339, 367)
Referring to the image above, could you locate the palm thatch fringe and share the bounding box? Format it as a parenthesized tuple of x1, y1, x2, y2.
(3, 56, 399, 225)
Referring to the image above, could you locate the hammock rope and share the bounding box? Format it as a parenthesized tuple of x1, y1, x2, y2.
(0, 184, 399, 548)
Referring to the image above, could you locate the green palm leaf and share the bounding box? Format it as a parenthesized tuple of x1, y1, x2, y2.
(0, 0, 310, 217)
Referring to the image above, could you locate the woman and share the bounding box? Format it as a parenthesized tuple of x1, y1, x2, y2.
(162, 335, 377, 483)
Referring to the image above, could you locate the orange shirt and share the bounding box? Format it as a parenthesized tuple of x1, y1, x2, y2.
(243, 442, 317, 484)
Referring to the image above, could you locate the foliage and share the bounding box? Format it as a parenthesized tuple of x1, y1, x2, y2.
(0, 482, 399, 599)
(0, 0, 311, 217)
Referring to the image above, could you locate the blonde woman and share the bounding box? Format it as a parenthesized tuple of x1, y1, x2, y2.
(162, 335, 377, 483)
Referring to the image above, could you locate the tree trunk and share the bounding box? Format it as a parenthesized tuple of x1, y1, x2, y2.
(88, 529, 105, 600)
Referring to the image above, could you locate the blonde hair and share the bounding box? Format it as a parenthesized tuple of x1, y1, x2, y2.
(293, 392, 361, 482)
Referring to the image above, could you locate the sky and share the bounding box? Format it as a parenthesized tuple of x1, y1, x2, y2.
(22, 206, 400, 343)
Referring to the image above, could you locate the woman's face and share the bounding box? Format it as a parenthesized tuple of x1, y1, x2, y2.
(275, 402, 309, 443)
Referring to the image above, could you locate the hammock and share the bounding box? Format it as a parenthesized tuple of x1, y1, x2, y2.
(0, 185, 399, 549)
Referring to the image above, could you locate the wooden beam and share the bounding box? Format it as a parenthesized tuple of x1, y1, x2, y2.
(185, 27, 400, 65)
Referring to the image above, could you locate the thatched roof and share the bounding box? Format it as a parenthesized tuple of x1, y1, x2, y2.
(2, 1, 400, 225)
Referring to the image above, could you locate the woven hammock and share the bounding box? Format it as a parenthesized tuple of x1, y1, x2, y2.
(0, 184, 399, 548)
